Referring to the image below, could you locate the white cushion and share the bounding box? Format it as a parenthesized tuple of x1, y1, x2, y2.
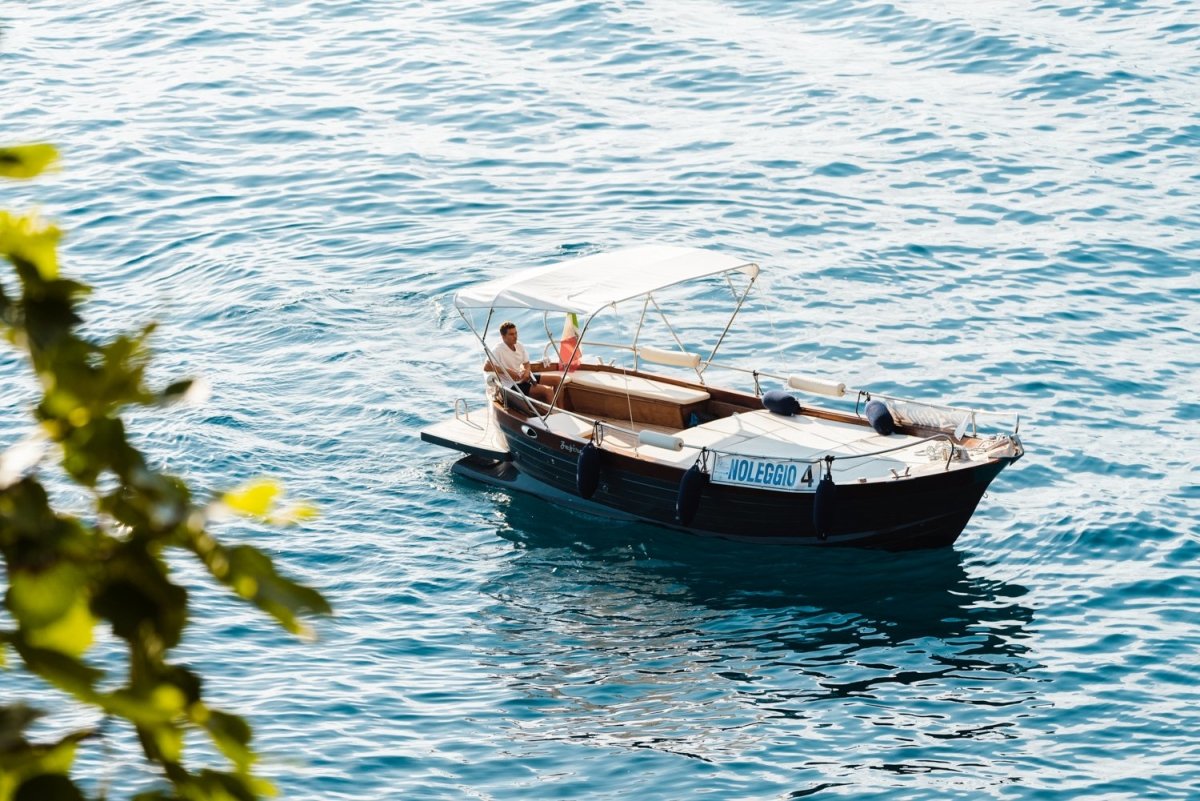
(567, 371, 710, 404)
(541, 412, 594, 439)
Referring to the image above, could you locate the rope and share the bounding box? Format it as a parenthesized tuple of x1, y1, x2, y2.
(619, 370, 636, 451)
(649, 294, 688, 353)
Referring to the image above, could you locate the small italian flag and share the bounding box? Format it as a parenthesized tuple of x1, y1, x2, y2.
(559, 312, 582, 372)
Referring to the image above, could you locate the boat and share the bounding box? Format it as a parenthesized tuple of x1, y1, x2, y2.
(421, 245, 1024, 550)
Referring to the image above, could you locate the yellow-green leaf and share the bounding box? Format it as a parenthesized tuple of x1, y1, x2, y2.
(217, 479, 318, 526)
(221, 479, 281, 518)
(272, 502, 318, 526)
(9, 564, 95, 658)
(150, 684, 187, 717)
(203, 710, 254, 771)
(149, 722, 184, 763)
(0, 144, 58, 179)
(0, 210, 61, 278)
(9, 563, 84, 627)
(33, 738, 80, 775)
(25, 596, 95, 658)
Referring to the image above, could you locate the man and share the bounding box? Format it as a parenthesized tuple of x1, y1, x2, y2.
(484, 321, 555, 407)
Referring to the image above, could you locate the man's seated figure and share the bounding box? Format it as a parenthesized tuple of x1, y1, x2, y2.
(483, 321, 555, 408)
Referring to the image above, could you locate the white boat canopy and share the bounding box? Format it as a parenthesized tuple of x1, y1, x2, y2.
(454, 245, 759, 317)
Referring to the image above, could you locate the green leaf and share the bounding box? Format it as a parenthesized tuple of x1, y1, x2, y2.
(223, 545, 331, 635)
(0, 726, 90, 800)
(14, 773, 86, 801)
(203, 710, 255, 771)
(91, 553, 189, 650)
(7, 562, 84, 627)
(0, 144, 58, 180)
(0, 704, 43, 751)
(11, 641, 103, 698)
(23, 596, 94, 658)
(104, 686, 178, 729)
(0, 211, 61, 279)
(148, 720, 184, 763)
(192, 768, 269, 801)
(7, 563, 95, 657)
(160, 378, 195, 404)
(3, 144, 331, 798)
(163, 665, 203, 706)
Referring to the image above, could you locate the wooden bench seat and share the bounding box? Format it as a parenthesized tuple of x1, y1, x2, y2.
(550, 370, 710, 429)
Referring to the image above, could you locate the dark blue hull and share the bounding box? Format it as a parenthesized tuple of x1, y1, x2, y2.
(466, 406, 1018, 550)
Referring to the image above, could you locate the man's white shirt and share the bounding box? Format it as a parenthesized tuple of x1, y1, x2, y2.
(490, 341, 529, 388)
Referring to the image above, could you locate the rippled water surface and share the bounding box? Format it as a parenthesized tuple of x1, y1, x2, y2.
(3, 1, 1199, 798)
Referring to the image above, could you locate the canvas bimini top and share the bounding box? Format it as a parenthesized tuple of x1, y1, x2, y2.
(453, 245, 760, 317)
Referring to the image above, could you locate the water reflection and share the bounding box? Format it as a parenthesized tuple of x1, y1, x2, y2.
(476, 492, 1040, 775)
(487, 492, 1033, 643)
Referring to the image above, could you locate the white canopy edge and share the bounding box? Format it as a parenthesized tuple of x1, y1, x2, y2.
(453, 245, 759, 317)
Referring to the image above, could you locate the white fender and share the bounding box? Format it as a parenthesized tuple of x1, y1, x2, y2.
(787, 374, 847, 397)
(637, 430, 684, 451)
(638, 346, 701, 369)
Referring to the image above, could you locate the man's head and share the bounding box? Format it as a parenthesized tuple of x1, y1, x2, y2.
(500, 321, 518, 345)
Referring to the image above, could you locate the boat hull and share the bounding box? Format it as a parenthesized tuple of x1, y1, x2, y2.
(465, 406, 1017, 550)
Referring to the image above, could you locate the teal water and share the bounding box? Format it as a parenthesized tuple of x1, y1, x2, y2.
(2, 1, 1199, 798)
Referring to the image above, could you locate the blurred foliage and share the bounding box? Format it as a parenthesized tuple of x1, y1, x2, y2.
(0, 144, 331, 800)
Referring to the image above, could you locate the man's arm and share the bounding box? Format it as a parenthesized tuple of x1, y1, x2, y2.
(483, 356, 524, 381)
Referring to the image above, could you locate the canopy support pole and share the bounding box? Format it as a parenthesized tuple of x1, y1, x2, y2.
(701, 271, 757, 378)
(631, 296, 650, 372)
